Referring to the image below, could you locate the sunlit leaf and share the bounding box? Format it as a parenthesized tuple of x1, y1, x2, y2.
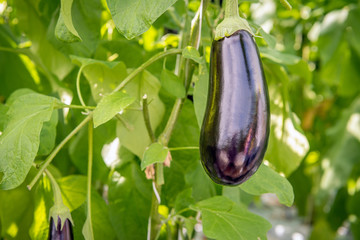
(240, 164, 294, 207)
(106, 0, 178, 39)
(191, 196, 272, 240)
(0, 92, 61, 189)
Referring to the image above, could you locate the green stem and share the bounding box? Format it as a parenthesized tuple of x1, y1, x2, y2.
(85, 119, 95, 238)
(76, 66, 87, 107)
(169, 146, 199, 151)
(158, 99, 184, 146)
(45, 169, 63, 206)
(224, 0, 239, 18)
(142, 95, 156, 143)
(112, 49, 182, 93)
(155, 164, 164, 186)
(280, 0, 292, 10)
(57, 104, 96, 110)
(27, 113, 93, 190)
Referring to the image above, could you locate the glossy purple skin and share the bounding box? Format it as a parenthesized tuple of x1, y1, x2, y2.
(48, 217, 74, 240)
(200, 30, 270, 186)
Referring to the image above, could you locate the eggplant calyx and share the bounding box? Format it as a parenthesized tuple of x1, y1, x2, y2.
(215, 16, 253, 40)
(49, 203, 74, 231)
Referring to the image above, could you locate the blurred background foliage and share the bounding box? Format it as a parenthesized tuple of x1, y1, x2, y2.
(0, 0, 360, 239)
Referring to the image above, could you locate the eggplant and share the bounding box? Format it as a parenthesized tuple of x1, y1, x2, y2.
(200, 30, 270, 186)
(48, 216, 74, 240)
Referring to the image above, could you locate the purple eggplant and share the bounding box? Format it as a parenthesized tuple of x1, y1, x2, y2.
(48, 216, 74, 240)
(200, 30, 270, 186)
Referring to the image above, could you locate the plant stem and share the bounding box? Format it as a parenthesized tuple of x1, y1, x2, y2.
(168, 146, 199, 151)
(112, 49, 182, 93)
(76, 66, 87, 107)
(27, 113, 93, 190)
(224, 0, 239, 19)
(142, 95, 156, 142)
(279, 0, 292, 10)
(58, 104, 96, 110)
(85, 119, 95, 238)
(45, 169, 63, 206)
(158, 99, 184, 146)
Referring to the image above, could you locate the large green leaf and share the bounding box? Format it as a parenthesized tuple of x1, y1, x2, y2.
(71, 190, 116, 240)
(116, 70, 165, 158)
(264, 63, 309, 176)
(191, 196, 272, 240)
(106, 0, 178, 39)
(58, 175, 87, 211)
(108, 160, 152, 240)
(0, 92, 61, 189)
(240, 164, 294, 207)
(0, 184, 34, 239)
(160, 69, 186, 99)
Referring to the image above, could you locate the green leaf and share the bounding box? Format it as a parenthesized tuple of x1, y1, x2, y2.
(160, 69, 186, 98)
(38, 110, 58, 156)
(193, 61, 209, 128)
(0, 27, 39, 98)
(55, 13, 81, 43)
(116, 70, 165, 158)
(183, 218, 197, 240)
(0, 104, 8, 132)
(29, 175, 53, 240)
(264, 64, 309, 176)
(56, 0, 81, 42)
(57, 175, 87, 212)
(82, 215, 94, 240)
(71, 56, 128, 103)
(49, 0, 102, 56)
(141, 142, 169, 170)
(106, 0, 178, 39)
(12, 0, 73, 80)
(260, 47, 300, 65)
(182, 46, 202, 63)
(240, 164, 294, 207)
(0, 184, 34, 239)
(93, 91, 135, 128)
(185, 161, 216, 202)
(0, 93, 61, 189)
(71, 190, 116, 240)
(69, 121, 115, 183)
(191, 196, 272, 240)
(258, 28, 276, 49)
(108, 160, 152, 240)
(174, 188, 195, 214)
(320, 98, 360, 191)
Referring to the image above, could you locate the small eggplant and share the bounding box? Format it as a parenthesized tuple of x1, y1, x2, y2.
(48, 216, 74, 240)
(200, 30, 270, 186)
